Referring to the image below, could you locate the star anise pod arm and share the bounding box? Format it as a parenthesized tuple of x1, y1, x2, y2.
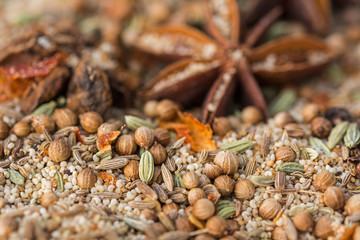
(203, 0, 239, 47)
(246, 0, 332, 35)
(244, 6, 283, 47)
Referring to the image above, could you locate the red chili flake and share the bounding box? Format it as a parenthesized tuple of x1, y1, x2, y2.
(98, 131, 120, 152)
(98, 172, 118, 187)
(74, 127, 84, 144)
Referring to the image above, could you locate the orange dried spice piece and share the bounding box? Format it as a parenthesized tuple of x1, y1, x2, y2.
(160, 111, 216, 153)
(98, 172, 118, 187)
(98, 131, 120, 152)
(0, 53, 66, 103)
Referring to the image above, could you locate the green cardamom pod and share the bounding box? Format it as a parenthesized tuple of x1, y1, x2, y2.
(8, 169, 25, 185)
(269, 88, 296, 116)
(174, 173, 185, 189)
(216, 200, 231, 211)
(309, 137, 331, 157)
(139, 151, 154, 184)
(125, 115, 155, 131)
(217, 206, 236, 219)
(276, 162, 304, 173)
(344, 122, 360, 149)
(327, 121, 349, 149)
(56, 171, 64, 192)
(304, 148, 318, 161)
(221, 139, 255, 153)
(249, 175, 275, 186)
(32, 100, 57, 115)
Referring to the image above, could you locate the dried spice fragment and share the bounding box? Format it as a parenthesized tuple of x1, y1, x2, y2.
(160, 111, 216, 152)
(98, 172, 118, 187)
(67, 61, 112, 118)
(98, 131, 121, 152)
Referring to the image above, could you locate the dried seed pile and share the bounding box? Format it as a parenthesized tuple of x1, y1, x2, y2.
(0, 97, 360, 240)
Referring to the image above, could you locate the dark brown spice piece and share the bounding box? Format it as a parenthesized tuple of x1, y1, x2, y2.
(66, 61, 112, 118)
(325, 107, 352, 125)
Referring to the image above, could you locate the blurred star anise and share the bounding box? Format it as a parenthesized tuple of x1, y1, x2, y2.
(136, 0, 333, 123)
(246, 0, 332, 35)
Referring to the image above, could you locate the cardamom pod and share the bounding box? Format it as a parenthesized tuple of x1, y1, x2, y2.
(125, 115, 155, 131)
(56, 171, 64, 192)
(32, 100, 57, 115)
(276, 162, 304, 173)
(304, 148, 318, 161)
(8, 169, 25, 185)
(309, 136, 331, 157)
(344, 122, 360, 149)
(221, 139, 255, 153)
(139, 151, 154, 184)
(327, 121, 349, 149)
(216, 200, 231, 211)
(250, 175, 275, 186)
(174, 173, 185, 189)
(269, 88, 296, 116)
(217, 206, 236, 219)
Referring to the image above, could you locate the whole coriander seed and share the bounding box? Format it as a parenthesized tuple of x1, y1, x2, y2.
(212, 117, 232, 137)
(0, 120, 9, 140)
(273, 112, 294, 128)
(214, 150, 239, 175)
(144, 100, 159, 118)
(344, 194, 360, 215)
(293, 211, 314, 232)
(182, 172, 199, 189)
(135, 126, 154, 149)
(214, 175, 234, 196)
(175, 216, 194, 232)
(115, 135, 137, 155)
(302, 103, 321, 122)
(275, 146, 295, 162)
(234, 179, 255, 200)
(194, 234, 216, 240)
(149, 141, 167, 165)
(241, 106, 263, 125)
(154, 128, 171, 146)
(123, 160, 139, 181)
(97, 120, 123, 137)
(272, 227, 287, 240)
(324, 186, 345, 210)
(259, 199, 282, 220)
(314, 216, 334, 239)
(12, 121, 30, 138)
(40, 192, 58, 208)
(156, 99, 177, 121)
(53, 108, 77, 129)
(311, 117, 332, 138)
(192, 198, 215, 220)
(79, 112, 103, 133)
(77, 168, 97, 189)
(48, 138, 71, 163)
(188, 188, 206, 205)
(32, 114, 55, 133)
(205, 163, 222, 179)
(206, 216, 227, 238)
(313, 170, 336, 191)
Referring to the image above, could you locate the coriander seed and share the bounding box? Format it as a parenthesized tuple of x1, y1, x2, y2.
(241, 106, 263, 125)
(273, 112, 294, 128)
(214, 150, 239, 175)
(205, 216, 227, 238)
(324, 186, 345, 210)
(32, 114, 55, 133)
(156, 99, 177, 121)
(144, 100, 159, 118)
(192, 198, 215, 220)
(115, 135, 137, 155)
(214, 175, 234, 196)
(48, 138, 71, 163)
(275, 146, 296, 162)
(212, 117, 232, 137)
(77, 168, 97, 189)
(302, 103, 321, 122)
(293, 212, 314, 232)
(79, 112, 103, 133)
(154, 128, 171, 146)
(187, 188, 205, 206)
(259, 199, 282, 220)
(53, 108, 77, 129)
(124, 160, 139, 181)
(311, 117, 332, 138)
(234, 179, 255, 200)
(313, 170, 335, 191)
(12, 121, 30, 138)
(40, 192, 58, 208)
(149, 141, 167, 165)
(182, 172, 199, 189)
(135, 126, 154, 149)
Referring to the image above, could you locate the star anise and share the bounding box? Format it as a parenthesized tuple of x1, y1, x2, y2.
(246, 0, 332, 35)
(136, 0, 333, 123)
